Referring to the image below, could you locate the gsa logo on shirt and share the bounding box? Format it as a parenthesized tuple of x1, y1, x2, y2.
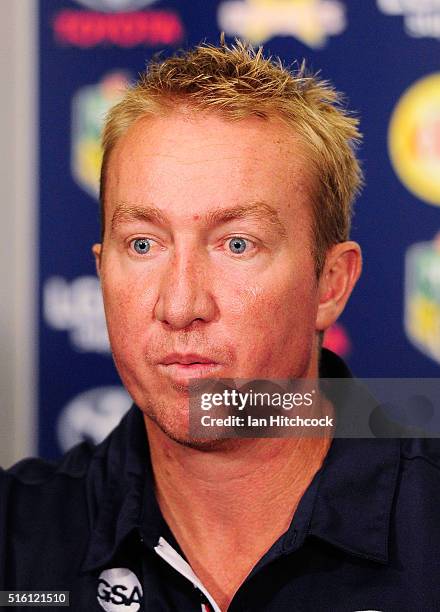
(97, 568, 143, 611)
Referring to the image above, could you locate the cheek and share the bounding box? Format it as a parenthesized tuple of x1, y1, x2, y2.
(100, 267, 153, 345)
(226, 274, 318, 363)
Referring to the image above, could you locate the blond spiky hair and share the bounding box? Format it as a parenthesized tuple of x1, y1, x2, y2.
(100, 38, 363, 276)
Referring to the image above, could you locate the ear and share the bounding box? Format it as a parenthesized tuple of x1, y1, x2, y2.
(315, 241, 362, 331)
(92, 243, 102, 278)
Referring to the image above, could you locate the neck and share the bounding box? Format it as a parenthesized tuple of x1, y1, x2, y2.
(145, 418, 331, 610)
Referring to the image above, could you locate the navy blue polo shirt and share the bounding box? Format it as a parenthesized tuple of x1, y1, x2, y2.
(1, 349, 440, 611)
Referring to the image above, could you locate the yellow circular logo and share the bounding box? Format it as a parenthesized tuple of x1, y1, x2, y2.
(389, 73, 440, 207)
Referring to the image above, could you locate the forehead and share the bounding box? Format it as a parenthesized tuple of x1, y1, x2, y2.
(104, 110, 315, 226)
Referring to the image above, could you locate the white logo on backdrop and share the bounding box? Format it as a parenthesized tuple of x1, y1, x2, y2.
(74, 0, 158, 12)
(377, 0, 440, 38)
(57, 386, 132, 451)
(43, 275, 110, 353)
(217, 0, 346, 49)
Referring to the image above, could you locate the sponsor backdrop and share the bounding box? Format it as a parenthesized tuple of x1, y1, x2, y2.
(39, 0, 440, 458)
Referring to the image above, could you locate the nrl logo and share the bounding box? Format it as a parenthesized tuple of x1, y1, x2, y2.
(71, 72, 129, 199)
(217, 0, 346, 49)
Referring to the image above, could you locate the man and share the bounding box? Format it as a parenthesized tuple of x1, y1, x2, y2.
(1, 40, 439, 612)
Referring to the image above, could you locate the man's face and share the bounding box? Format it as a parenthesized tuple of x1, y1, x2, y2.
(95, 110, 322, 443)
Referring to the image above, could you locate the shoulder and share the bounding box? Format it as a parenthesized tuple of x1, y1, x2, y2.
(398, 438, 440, 492)
(0, 442, 99, 584)
(389, 440, 440, 570)
(400, 438, 440, 470)
(2, 440, 95, 486)
(0, 405, 139, 515)
(394, 439, 440, 522)
(0, 441, 97, 531)
(0, 404, 140, 489)
(0, 442, 95, 490)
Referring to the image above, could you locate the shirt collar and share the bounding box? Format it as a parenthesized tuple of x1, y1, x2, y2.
(309, 437, 400, 564)
(81, 404, 164, 573)
(307, 349, 401, 564)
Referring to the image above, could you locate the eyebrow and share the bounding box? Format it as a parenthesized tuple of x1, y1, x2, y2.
(111, 204, 168, 231)
(111, 201, 288, 238)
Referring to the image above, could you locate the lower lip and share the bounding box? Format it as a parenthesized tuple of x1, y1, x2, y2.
(158, 363, 222, 383)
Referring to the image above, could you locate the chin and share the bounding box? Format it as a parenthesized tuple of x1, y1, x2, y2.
(157, 427, 240, 452)
(137, 400, 242, 452)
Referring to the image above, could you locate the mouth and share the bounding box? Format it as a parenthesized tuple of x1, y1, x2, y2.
(158, 353, 222, 384)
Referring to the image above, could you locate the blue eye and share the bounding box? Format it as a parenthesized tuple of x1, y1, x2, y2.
(228, 237, 247, 254)
(132, 238, 151, 254)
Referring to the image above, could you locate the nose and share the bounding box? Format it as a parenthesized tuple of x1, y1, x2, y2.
(153, 244, 218, 330)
